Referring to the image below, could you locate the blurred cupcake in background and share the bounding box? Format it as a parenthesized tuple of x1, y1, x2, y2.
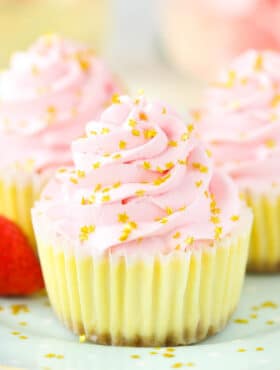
(0, 34, 121, 249)
(32, 95, 252, 346)
(0, 0, 109, 67)
(159, 0, 280, 80)
(197, 50, 280, 272)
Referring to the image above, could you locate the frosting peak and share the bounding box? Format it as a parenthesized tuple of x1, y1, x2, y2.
(34, 95, 243, 255)
(0, 35, 120, 170)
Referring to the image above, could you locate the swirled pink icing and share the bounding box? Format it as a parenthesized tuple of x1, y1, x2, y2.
(0, 35, 121, 172)
(33, 96, 247, 255)
(197, 49, 280, 190)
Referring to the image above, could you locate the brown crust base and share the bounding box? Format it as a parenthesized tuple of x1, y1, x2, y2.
(247, 260, 280, 273)
(61, 310, 235, 347)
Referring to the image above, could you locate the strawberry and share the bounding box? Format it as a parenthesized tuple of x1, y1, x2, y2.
(0, 216, 44, 296)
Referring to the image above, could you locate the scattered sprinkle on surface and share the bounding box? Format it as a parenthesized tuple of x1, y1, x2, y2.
(171, 363, 183, 368)
(234, 318, 249, 324)
(10, 304, 29, 315)
(130, 354, 140, 359)
(237, 348, 247, 352)
(163, 353, 175, 358)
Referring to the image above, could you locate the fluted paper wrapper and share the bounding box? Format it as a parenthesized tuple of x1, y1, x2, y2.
(244, 188, 280, 272)
(0, 167, 48, 249)
(33, 211, 252, 346)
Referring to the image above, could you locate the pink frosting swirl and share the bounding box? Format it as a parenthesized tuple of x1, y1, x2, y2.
(198, 50, 280, 189)
(0, 35, 120, 172)
(34, 95, 244, 255)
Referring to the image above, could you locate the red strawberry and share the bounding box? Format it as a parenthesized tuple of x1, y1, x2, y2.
(0, 216, 44, 296)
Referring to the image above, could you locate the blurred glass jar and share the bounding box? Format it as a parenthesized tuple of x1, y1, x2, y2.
(0, 0, 109, 66)
(158, 0, 280, 80)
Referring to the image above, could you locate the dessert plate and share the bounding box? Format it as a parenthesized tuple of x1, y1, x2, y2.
(0, 275, 279, 370)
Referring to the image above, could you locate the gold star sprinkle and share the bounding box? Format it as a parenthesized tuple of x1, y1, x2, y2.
(250, 313, 258, 319)
(185, 236, 194, 245)
(162, 107, 167, 114)
(102, 187, 110, 193)
(214, 226, 223, 240)
(173, 232, 181, 239)
(92, 162, 100, 169)
(231, 215, 240, 222)
(75, 52, 90, 72)
(135, 189, 146, 196)
(139, 111, 148, 121)
(113, 181, 121, 188)
(256, 347, 264, 351)
(181, 132, 189, 141)
(237, 348, 246, 353)
(102, 195, 111, 202)
(168, 140, 178, 147)
(206, 149, 212, 157)
(234, 318, 249, 324)
(163, 353, 174, 358)
(112, 94, 121, 104)
(265, 139, 276, 148)
(119, 140, 127, 149)
(254, 54, 263, 71)
(210, 216, 220, 224)
(187, 124, 194, 133)
(261, 301, 278, 308)
(143, 161, 151, 170)
(44, 353, 56, 358)
(144, 128, 157, 139)
(131, 354, 140, 359)
(19, 336, 28, 340)
(165, 162, 174, 170)
(94, 183, 102, 192)
(165, 207, 173, 215)
(79, 225, 96, 241)
(77, 170, 85, 178)
(47, 105, 56, 115)
(192, 110, 201, 121)
(119, 233, 129, 242)
(101, 127, 110, 134)
(129, 221, 138, 229)
(118, 213, 129, 223)
(159, 217, 168, 224)
(271, 94, 280, 108)
(70, 177, 78, 184)
(131, 128, 140, 136)
(172, 363, 183, 368)
(266, 320, 275, 325)
(113, 153, 122, 159)
(192, 162, 208, 173)
(225, 70, 236, 88)
(81, 197, 89, 205)
(128, 119, 137, 127)
(178, 159, 187, 165)
(156, 166, 164, 173)
(195, 180, 203, 188)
